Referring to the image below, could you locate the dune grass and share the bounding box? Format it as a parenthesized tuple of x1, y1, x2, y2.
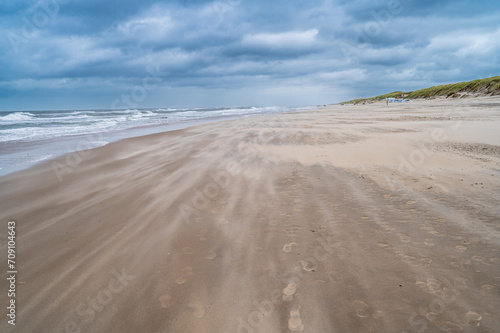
(341, 76, 500, 104)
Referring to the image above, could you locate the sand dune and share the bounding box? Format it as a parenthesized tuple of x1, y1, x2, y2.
(1, 97, 500, 332)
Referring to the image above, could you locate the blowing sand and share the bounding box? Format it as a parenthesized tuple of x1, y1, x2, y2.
(1, 97, 500, 332)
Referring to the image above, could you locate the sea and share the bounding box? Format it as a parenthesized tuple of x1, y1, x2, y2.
(0, 106, 309, 176)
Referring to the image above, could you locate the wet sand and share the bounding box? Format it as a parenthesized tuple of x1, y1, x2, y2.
(1, 97, 500, 332)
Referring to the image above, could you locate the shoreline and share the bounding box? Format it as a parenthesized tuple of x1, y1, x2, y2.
(0, 109, 310, 177)
(1, 97, 499, 332)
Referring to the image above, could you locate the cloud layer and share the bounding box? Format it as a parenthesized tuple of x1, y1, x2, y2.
(1, 0, 499, 109)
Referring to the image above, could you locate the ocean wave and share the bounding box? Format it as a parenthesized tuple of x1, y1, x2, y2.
(30, 154, 54, 164)
(0, 106, 304, 143)
(0, 119, 119, 142)
(0, 112, 35, 122)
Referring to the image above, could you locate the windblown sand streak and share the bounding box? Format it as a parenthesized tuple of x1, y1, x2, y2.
(1, 98, 499, 332)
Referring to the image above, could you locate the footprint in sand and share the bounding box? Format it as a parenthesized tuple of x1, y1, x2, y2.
(465, 311, 482, 326)
(420, 258, 433, 265)
(415, 279, 442, 294)
(285, 225, 301, 237)
(336, 246, 350, 259)
(206, 251, 217, 259)
(158, 294, 172, 308)
(282, 282, 297, 301)
(176, 276, 188, 284)
(327, 271, 343, 283)
(426, 278, 442, 291)
(402, 255, 419, 266)
(288, 309, 304, 331)
(455, 245, 467, 252)
(397, 233, 411, 243)
(181, 266, 193, 276)
(299, 260, 315, 272)
(452, 277, 470, 290)
(353, 300, 370, 318)
(436, 321, 463, 331)
(480, 284, 495, 296)
(196, 230, 209, 241)
(472, 256, 490, 265)
(283, 242, 298, 253)
(188, 301, 206, 318)
(424, 240, 434, 247)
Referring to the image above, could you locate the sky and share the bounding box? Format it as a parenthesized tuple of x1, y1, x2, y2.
(1, 0, 499, 110)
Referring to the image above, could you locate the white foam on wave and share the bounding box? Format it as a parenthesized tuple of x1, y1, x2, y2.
(30, 154, 54, 164)
(0, 112, 35, 122)
(86, 140, 109, 149)
(0, 106, 304, 144)
(0, 119, 119, 143)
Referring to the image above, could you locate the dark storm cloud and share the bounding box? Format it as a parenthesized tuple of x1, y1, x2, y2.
(0, 0, 499, 109)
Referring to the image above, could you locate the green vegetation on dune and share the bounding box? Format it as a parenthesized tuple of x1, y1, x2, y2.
(407, 76, 500, 99)
(341, 76, 500, 104)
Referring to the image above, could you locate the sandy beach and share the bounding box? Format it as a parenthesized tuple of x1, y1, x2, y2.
(1, 97, 500, 332)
